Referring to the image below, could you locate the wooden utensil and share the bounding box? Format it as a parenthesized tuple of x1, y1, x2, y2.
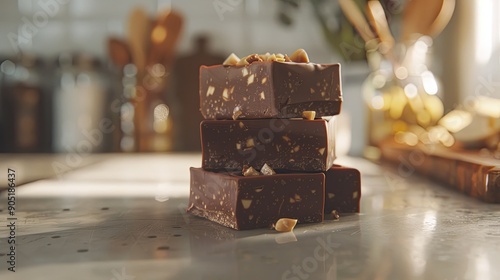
(338, 0, 376, 42)
(427, 0, 455, 38)
(401, 0, 444, 42)
(127, 7, 150, 73)
(147, 15, 167, 68)
(380, 140, 500, 203)
(366, 1, 395, 51)
(147, 9, 183, 68)
(127, 8, 151, 151)
(107, 37, 131, 69)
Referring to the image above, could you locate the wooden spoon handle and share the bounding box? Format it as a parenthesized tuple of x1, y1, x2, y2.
(108, 37, 131, 69)
(401, 0, 443, 42)
(147, 10, 183, 69)
(339, 0, 376, 42)
(128, 8, 150, 73)
(427, 0, 455, 38)
(366, 1, 395, 49)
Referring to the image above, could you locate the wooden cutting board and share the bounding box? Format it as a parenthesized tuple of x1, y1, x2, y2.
(380, 140, 500, 203)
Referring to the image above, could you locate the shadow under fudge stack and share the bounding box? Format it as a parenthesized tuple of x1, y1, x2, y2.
(187, 49, 361, 230)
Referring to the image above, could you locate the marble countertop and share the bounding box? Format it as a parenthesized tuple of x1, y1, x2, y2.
(0, 154, 499, 280)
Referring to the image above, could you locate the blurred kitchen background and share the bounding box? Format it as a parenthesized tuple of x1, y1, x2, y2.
(0, 0, 499, 156)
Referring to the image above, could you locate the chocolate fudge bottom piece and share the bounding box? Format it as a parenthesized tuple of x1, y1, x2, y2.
(324, 165, 361, 214)
(200, 61, 342, 119)
(201, 118, 336, 172)
(188, 167, 325, 230)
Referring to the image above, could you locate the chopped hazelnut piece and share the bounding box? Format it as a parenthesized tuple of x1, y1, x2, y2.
(224, 50, 310, 66)
(246, 138, 255, 147)
(274, 218, 298, 232)
(353, 191, 359, 199)
(331, 210, 340, 220)
(223, 53, 240, 66)
(237, 56, 250, 66)
(247, 74, 255, 85)
(275, 53, 285, 62)
(241, 199, 252, 209)
(206, 86, 215, 96)
(232, 106, 243, 120)
(259, 52, 271, 61)
(242, 165, 260, 176)
(302, 111, 316, 120)
(290, 49, 309, 63)
(261, 163, 276, 175)
(267, 54, 277, 62)
(222, 88, 230, 101)
(246, 54, 263, 64)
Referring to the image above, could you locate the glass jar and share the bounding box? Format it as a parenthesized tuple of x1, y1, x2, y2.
(363, 36, 446, 155)
(52, 53, 108, 153)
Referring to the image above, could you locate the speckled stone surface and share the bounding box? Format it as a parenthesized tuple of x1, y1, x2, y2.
(0, 155, 499, 280)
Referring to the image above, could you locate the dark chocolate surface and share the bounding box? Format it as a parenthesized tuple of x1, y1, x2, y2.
(324, 165, 361, 214)
(187, 168, 325, 230)
(199, 62, 342, 119)
(201, 118, 336, 172)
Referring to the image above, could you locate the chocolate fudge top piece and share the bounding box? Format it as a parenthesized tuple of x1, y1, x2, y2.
(188, 167, 325, 230)
(201, 118, 336, 172)
(199, 61, 342, 119)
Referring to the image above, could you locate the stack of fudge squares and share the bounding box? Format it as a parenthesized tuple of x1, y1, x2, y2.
(187, 49, 361, 230)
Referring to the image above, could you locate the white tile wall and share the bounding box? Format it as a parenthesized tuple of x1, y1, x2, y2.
(175, 11, 247, 56)
(173, 0, 246, 20)
(0, 1, 23, 20)
(0, 0, 367, 155)
(20, 0, 70, 18)
(0, 0, 339, 62)
(0, 22, 22, 55)
(68, 0, 157, 19)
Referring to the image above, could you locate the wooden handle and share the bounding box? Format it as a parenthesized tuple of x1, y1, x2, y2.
(366, 1, 395, 49)
(427, 0, 455, 38)
(128, 7, 150, 73)
(339, 0, 376, 42)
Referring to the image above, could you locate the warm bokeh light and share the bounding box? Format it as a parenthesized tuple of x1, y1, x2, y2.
(439, 110, 472, 133)
(152, 26, 167, 43)
(421, 71, 438, 95)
